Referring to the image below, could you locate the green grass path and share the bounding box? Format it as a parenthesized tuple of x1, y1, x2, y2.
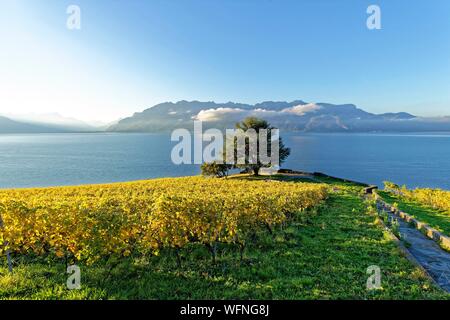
(378, 191, 450, 237)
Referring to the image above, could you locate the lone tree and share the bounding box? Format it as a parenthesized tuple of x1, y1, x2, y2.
(231, 117, 290, 175)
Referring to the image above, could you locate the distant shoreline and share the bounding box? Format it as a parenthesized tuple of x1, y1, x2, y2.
(1, 131, 450, 135)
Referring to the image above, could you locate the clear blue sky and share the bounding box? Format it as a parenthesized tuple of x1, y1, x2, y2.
(1, 0, 449, 122)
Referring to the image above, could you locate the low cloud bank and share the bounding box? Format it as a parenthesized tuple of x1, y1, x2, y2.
(194, 103, 321, 122)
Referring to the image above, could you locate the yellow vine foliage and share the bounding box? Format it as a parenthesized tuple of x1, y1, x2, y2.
(0, 177, 327, 264)
(403, 188, 450, 213)
(384, 181, 450, 213)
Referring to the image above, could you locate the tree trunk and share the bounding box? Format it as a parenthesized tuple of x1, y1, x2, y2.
(175, 248, 182, 268)
(253, 167, 260, 176)
(207, 243, 217, 265)
(0, 214, 13, 273)
(239, 243, 245, 262)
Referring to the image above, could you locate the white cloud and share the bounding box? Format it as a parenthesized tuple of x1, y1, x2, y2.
(193, 103, 320, 122)
(281, 103, 321, 115)
(194, 107, 248, 121)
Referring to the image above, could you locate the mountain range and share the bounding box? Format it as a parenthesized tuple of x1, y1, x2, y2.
(108, 100, 450, 133)
(2, 100, 449, 133)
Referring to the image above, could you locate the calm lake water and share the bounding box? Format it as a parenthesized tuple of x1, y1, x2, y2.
(0, 132, 449, 189)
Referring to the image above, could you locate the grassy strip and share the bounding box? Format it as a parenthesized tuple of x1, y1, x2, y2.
(1, 189, 447, 299)
(378, 191, 450, 237)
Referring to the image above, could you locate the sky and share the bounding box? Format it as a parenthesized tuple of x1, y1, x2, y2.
(0, 0, 449, 123)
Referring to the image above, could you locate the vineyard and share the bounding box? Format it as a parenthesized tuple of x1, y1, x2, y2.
(1, 176, 448, 299)
(384, 181, 450, 213)
(0, 177, 328, 266)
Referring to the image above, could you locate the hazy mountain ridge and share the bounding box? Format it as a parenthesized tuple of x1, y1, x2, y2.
(108, 100, 450, 133)
(0, 116, 72, 134)
(4, 113, 103, 131)
(0, 113, 109, 133)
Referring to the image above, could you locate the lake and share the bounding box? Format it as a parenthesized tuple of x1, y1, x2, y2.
(0, 132, 449, 189)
